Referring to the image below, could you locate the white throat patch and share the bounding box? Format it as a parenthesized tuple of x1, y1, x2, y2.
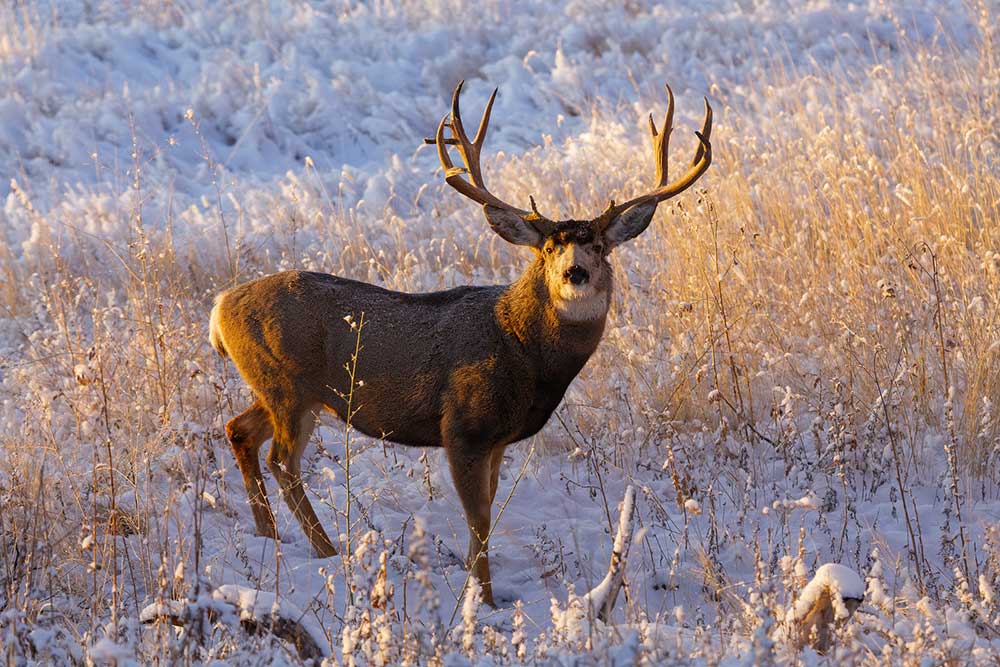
(553, 287, 609, 322)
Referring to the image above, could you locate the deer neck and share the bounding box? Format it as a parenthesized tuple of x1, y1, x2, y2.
(495, 260, 609, 374)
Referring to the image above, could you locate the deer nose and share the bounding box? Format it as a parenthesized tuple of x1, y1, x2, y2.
(564, 265, 589, 285)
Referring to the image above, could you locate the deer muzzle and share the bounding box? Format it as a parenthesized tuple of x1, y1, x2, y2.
(564, 265, 590, 285)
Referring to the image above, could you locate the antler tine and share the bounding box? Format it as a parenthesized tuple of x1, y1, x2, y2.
(448, 80, 477, 185)
(650, 82, 675, 188)
(448, 83, 498, 191)
(473, 88, 498, 148)
(599, 83, 713, 229)
(691, 97, 712, 166)
(432, 81, 553, 224)
(449, 80, 468, 139)
(435, 113, 456, 173)
(435, 111, 507, 210)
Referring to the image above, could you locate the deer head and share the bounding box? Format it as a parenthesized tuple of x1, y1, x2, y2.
(432, 80, 713, 321)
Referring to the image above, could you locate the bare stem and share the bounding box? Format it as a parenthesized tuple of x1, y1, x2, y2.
(341, 312, 365, 608)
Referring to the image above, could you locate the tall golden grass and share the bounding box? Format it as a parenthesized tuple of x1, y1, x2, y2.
(0, 4, 997, 661)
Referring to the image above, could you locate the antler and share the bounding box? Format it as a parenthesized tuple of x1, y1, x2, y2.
(596, 84, 713, 230)
(431, 81, 554, 232)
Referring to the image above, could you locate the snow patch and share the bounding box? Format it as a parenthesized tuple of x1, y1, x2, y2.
(793, 563, 865, 622)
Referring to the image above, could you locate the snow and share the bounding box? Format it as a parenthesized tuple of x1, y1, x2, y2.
(460, 577, 481, 656)
(771, 492, 820, 513)
(793, 564, 866, 622)
(87, 637, 134, 662)
(1, 0, 998, 664)
(139, 585, 329, 658)
(0, 0, 979, 260)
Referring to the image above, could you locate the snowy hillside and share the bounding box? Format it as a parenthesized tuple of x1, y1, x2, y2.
(1, 0, 999, 664)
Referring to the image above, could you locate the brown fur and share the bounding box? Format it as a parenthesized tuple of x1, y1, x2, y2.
(211, 233, 620, 604)
(212, 82, 712, 607)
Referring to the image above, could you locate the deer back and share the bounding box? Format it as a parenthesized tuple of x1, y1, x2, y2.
(212, 268, 605, 450)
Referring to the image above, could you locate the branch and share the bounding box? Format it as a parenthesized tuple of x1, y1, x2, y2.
(582, 485, 637, 623)
(141, 585, 328, 662)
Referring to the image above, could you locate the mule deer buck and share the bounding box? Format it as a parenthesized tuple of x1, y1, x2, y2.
(209, 81, 711, 606)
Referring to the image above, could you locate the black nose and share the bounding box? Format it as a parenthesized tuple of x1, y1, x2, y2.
(564, 265, 589, 285)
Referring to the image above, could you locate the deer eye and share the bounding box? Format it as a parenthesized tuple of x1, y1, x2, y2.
(545, 246, 554, 254)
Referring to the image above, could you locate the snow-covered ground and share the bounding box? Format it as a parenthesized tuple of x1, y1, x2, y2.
(1, 0, 999, 664)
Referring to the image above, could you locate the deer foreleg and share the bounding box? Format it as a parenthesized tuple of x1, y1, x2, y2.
(446, 446, 496, 607)
(488, 446, 506, 505)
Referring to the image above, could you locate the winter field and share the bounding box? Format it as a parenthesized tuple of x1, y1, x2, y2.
(1, 0, 999, 664)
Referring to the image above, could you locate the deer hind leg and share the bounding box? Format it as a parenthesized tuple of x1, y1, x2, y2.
(446, 447, 496, 607)
(266, 405, 338, 558)
(226, 400, 277, 539)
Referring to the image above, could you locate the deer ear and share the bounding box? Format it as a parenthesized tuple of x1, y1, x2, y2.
(602, 202, 657, 248)
(483, 205, 544, 248)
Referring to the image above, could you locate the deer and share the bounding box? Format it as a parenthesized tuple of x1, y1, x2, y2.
(209, 81, 712, 607)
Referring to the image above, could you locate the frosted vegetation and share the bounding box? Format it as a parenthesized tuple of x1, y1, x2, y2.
(1, 0, 999, 664)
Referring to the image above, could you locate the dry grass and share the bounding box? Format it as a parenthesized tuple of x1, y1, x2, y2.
(0, 4, 998, 664)
(503, 14, 1000, 473)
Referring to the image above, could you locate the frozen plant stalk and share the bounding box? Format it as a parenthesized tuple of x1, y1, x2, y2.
(582, 485, 637, 623)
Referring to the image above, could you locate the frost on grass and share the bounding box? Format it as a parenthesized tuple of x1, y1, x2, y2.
(1, 0, 999, 665)
(769, 492, 819, 514)
(140, 585, 328, 662)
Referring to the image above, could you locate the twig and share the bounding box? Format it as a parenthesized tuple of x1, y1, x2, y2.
(582, 486, 637, 623)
